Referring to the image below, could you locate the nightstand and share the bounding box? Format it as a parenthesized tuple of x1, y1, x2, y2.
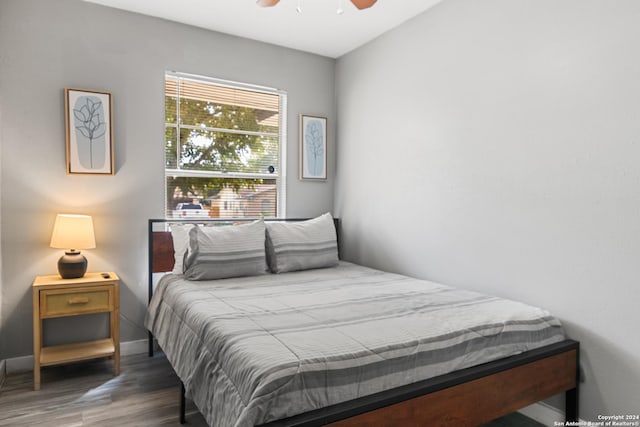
(32, 272, 120, 390)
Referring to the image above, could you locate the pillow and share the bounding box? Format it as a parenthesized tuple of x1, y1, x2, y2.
(169, 224, 193, 274)
(265, 213, 339, 273)
(183, 220, 268, 280)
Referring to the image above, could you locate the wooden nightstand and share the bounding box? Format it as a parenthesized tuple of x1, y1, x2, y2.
(32, 272, 120, 390)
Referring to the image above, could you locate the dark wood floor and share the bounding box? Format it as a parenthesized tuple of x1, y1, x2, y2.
(0, 353, 543, 426)
(0, 353, 207, 426)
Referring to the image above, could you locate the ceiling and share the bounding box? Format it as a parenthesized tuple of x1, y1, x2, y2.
(82, 0, 443, 58)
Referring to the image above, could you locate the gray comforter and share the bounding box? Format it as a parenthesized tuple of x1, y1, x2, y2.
(145, 262, 565, 427)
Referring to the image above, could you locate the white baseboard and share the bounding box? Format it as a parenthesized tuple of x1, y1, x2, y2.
(5, 339, 150, 374)
(519, 401, 586, 425)
(120, 339, 149, 356)
(6, 354, 31, 374)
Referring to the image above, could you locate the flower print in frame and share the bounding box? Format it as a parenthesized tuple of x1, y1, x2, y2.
(299, 114, 327, 180)
(65, 88, 114, 175)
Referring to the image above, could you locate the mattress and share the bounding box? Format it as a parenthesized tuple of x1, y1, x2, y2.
(145, 261, 565, 427)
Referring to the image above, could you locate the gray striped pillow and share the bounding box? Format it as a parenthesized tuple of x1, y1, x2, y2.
(183, 221, 268, 280)
(266, 213, 339, 273)
(169, 224, 193, 274)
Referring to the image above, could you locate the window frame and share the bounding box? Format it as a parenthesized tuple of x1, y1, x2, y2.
(164, 71, 287, 218)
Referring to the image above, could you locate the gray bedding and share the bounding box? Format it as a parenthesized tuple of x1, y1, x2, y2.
(145, 262, 565, 427)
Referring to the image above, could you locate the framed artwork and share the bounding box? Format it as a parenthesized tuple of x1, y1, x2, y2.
(65, 88, 114, 175)
(299, 114, 327, 180)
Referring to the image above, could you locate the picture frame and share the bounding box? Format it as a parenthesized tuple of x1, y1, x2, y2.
(64, 88, 114, 175)
(299, 114, 327, 180)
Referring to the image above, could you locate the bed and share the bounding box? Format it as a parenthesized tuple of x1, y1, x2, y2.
(145, 216, 579, 427)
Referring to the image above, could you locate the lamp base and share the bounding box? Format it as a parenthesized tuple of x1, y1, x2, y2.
(58, 250, 88, 279)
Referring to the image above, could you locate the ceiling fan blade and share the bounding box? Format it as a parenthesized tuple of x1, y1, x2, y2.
(350, 0, 377, 9)
(256, 0, 280, 7)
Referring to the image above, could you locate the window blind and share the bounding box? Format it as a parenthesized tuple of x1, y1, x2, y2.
(164, 72, 286, 219)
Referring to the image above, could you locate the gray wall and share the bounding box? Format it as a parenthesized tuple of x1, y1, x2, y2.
(0, 0, 335, 358)
(335, 0, 640, 420)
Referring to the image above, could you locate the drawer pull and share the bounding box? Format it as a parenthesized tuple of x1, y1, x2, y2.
(68, 297, 90, 305)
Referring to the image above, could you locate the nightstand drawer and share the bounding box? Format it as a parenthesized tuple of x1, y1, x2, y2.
(40, 286, 113, 317)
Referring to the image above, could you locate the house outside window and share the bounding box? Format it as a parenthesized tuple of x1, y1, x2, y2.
(164, 72, 286, 218)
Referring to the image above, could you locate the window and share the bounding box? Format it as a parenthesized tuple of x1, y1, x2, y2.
(165, 72, 286, 218)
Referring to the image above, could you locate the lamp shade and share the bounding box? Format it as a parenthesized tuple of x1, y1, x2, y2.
(50, 214, 96, 250)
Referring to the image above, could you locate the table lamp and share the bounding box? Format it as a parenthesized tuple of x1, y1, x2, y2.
(50, 214, 96, 279)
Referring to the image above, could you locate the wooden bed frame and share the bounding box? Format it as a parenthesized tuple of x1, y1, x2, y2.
(147, 218, 580, 426)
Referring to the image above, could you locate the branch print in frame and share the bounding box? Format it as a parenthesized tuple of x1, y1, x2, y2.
(65, 88, 114, 175)
(299, 114, 327, 180)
